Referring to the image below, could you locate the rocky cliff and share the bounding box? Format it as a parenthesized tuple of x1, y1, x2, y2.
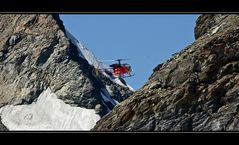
(94, 14, 239, 131)
(0, 14, 133, 130)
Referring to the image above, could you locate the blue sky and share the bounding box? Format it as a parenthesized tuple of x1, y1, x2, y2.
(60, 14, 199, 90)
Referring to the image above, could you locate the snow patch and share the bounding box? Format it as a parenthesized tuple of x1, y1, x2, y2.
(113, 78, 134, 91)
(106, 85, 114, 96)
(113, 99, 119, 105)
(0, 88, 100, 130)
(65, 29, 85, 59)
(65, 29, 104, 69)
(211, 26, 220, 35)
(127, 84, 135, 92)
(113, 78, 127, 87)
(100, 88, 117, 106)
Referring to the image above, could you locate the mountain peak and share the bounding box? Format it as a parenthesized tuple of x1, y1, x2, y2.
(0, 14, 133, 130)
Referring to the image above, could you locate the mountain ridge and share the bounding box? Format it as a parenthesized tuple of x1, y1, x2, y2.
(0, 14, 133, 130)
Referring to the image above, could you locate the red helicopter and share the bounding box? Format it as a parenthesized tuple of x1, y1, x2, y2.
(101, 59, 134, 78)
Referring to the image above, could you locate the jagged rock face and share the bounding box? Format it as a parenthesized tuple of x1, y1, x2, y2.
(0, 14, 71, 105)
(0, 14, 133, 130)
(194, 14, 239, 39)
(93, 14, 239, 131)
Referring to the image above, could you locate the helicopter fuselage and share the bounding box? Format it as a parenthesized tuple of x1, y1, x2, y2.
(113, 66, 129, 76)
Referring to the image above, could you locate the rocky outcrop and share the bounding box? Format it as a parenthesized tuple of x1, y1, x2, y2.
(0, 14, 133, 130)
(94, 14, 239, 131)
(194, 14, 239, 39)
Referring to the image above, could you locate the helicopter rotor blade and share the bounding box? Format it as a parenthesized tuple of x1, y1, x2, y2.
(99, 58, 131, 63)
(116, 58, 130, 61)
(98, 59, 117, 62)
